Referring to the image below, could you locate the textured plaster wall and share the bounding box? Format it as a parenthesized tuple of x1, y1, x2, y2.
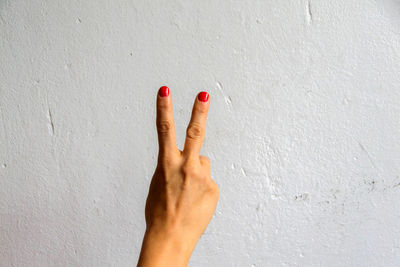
(1, 0, 400, 266)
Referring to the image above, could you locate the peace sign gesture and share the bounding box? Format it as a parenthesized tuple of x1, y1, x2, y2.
(156, 86, 210, 159)
(138, 86, 220, 267)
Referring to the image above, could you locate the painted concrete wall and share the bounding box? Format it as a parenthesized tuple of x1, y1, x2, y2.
(1, 0, 400, 266)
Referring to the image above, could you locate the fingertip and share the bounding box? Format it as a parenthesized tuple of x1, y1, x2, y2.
(157, 85, 172, 110)
(158, 86, 170, 97)
(193, 91, 210, 114)
(197, 91, 209, 102)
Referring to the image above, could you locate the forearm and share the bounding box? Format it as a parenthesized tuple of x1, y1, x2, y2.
(137, 227, 193, 267)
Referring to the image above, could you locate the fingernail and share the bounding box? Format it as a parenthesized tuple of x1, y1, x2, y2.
(158, 86, 169, 97)
(198, 91, 209, 102)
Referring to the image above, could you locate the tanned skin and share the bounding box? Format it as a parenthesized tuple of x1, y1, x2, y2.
(137, 87, 219, 267)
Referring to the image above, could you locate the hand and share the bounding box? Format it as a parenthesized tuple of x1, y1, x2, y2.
(137, 86, 220, 267)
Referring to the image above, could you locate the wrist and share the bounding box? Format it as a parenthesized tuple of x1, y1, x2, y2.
(137, 226, 193, 267)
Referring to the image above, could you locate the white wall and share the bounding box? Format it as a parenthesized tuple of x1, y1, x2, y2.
(1, 0, 400, 266)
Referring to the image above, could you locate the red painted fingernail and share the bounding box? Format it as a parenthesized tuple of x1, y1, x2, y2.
(158, 86, 169, 97)
(198, 91, 209, 102)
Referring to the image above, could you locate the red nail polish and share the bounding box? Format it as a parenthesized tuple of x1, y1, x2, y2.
(158, 86, 169, 97)
(198, 91, 209, 102)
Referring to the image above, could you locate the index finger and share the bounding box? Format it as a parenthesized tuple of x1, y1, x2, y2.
(183, 91, 210, 158)
(156, 86, 179, 158)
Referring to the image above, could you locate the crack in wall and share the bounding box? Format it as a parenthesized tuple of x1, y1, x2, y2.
(306, 0, 313, 24)
(359, 142, 376, 169)
(47, 107, 55, 135)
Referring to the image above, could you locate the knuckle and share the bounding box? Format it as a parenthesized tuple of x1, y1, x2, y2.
(181, 161, 196, 176)
(186, 123, 203, 140)
(157, 100, 170, 111)
(206, 179, 219, 196)
(211, 181, 220, 196)
(200, 156, 210, 165)
(181, 157, 201, 177)
(158, 152, 180, 169)
(195, 104, 208, 114)
(157, 120, 171, 134)
(158, 155, 172, 168)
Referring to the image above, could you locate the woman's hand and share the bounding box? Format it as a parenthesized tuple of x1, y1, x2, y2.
(137, 86, 219, 267)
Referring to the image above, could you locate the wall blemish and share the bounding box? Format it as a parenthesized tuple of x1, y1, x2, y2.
(0, 14, 5, 25)
(47, 107, 55, 135)
(306, 0, 313, 24)
(358, 142, 376, 168)
(216, 81, 233, 111)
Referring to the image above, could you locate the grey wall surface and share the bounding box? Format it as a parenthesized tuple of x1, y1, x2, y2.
(1, 0, 400, 266)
